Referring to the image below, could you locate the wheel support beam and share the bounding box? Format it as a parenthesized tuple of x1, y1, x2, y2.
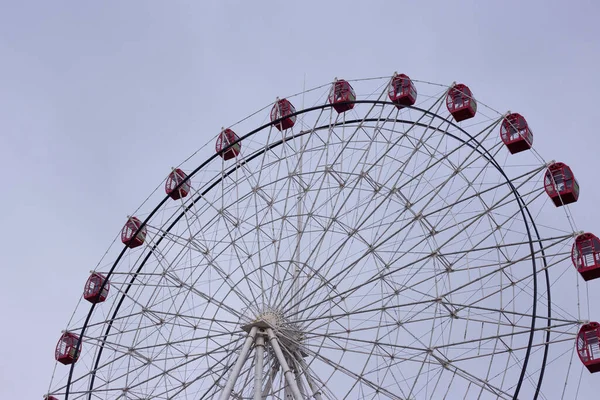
(253, 334, 265, 400)
(267, 328, 303, 399)
(219, 326, 304, 399)
(219, 326, 258, 400)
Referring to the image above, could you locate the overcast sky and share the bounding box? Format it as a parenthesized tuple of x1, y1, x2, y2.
(0, 1, 599, 398)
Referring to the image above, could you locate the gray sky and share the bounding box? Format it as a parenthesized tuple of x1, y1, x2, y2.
(1, 0, 599, 398)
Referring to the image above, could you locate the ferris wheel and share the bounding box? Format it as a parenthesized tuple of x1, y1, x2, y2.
(45, 74, 600, 400)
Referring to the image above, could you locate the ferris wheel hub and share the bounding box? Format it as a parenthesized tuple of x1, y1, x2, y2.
(240, 308, 307, 358)
(241, 308, 285, 332)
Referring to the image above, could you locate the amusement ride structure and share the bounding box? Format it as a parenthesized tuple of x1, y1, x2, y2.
(46, 74, 599, 399)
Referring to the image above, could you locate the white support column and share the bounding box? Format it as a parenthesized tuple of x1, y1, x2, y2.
(284, 386, 293, 399)
(266, 328, 303, 399)
(297, 354, 323, 400)
(253, 333, 266, 400)
(290, 357, 307, 397)
(262, 364, 279, 398)
(219, 326, 258, 400)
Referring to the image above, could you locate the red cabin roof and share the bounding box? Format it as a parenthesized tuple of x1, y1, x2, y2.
(216, 128, 241, 161)
(270, 98, 297, 131)
(121, 216, 146, 248)
(83, 272, 109, 304)
(577, 322, 600, 373)
(572, 233, 600, 281)
(544, 162, 580, 207)
(55, 332, 81, 365)
(328, 79, 356, 114)
(500, 113, 533, 154)
(165, 168, 191, 200)
(388, 73, 417, 109)
(446, 84, 477, 122)
(45, 397, 59, 400)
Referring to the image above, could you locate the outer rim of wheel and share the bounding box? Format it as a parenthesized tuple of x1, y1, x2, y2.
(64, 100, 552, 400)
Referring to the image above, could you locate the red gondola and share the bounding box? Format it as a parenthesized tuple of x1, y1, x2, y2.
(544, 162, 580, 207)
(270, 98, 297, 131)
(83, 272, 109, 304)
(216, 128, 241, 160)
(44, 396, 59, 400)
(446, 83, 477, 122)
(121, 216, 146, 248)
(571, 233, 600, 281)
(500, 113, 533, 154)
(328, 79, 356, 114)
(165, 168, 191, 200)
(577, 322, 600, 373)
(55, 332, 81, 365)
(388, 73, 417, 109)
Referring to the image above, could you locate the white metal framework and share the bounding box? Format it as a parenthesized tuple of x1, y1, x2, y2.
(46, 76, 591, 399)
